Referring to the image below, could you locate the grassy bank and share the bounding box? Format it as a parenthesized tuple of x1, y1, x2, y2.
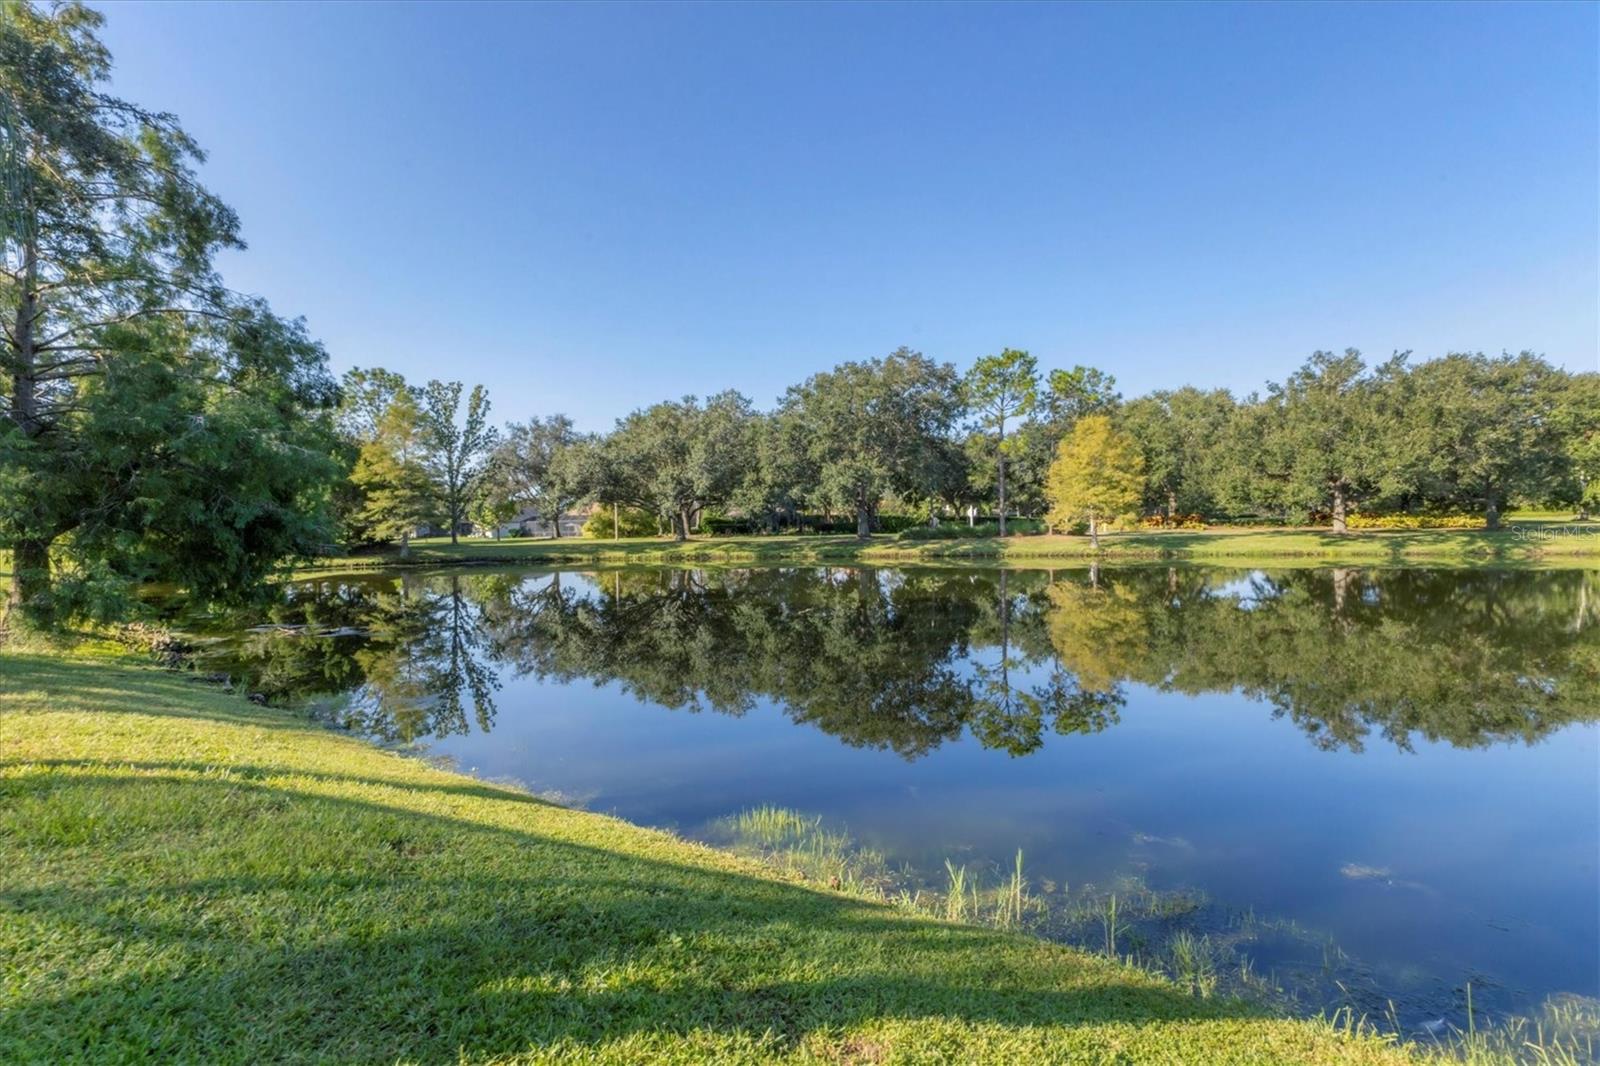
(303, 517, 1600, 573)
(0, 644, 1425, 1064)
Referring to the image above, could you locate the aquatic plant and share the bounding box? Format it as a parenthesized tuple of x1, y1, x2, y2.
(1101, 893, 1124, 958)
(1168, 931, 1219, 998)
(999, 849, 1028, 929)
(944, 860, 971, 922)
(702, 805, 1600, 1066)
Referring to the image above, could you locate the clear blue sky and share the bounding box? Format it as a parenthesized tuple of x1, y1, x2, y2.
(100, 1, 1598, 432)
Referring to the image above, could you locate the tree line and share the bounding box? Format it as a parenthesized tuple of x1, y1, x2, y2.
(335, 343, 1598, 554)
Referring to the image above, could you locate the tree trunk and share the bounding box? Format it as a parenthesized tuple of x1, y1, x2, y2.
(10, 237, 40, 442)
(5, 538, 52, 629)
(674, 509, 689, 541)
(1485, 496, 1501, 531)
(856, 502, 871, 540)
(1331, 484, 1348, 535)
(1088, 512, 1100, 550)
(997, 453, 1007, 537)
(399, 530, 412, 559)
(4, 239, 50, 628)
(613, 503, 620, 541)
(1331, 567, 1354, 615)
(1167, 490, 1177, 521)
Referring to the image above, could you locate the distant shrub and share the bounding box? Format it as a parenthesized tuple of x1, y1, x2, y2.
(703, 516, 761, 536)
(875, 514, 924, 534)
(1346, 512, 1486, 530)
(704, 513, 930, 536)
(583, 507, 660, 539)
(897, 518, 1045, 541)
(899, 524, 993, 541)
(1211, 515, 1292, 528)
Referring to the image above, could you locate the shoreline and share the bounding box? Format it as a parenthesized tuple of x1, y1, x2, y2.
(296, 522, 1600, 575)
(0, 642, 1463, 1064)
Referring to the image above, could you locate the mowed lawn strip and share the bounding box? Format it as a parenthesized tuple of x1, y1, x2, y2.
(299, 519, 1600, 574)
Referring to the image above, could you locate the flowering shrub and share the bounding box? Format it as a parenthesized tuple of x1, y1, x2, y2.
(1345, 512, 1487, 530)
(1140, 514, 1208, 530)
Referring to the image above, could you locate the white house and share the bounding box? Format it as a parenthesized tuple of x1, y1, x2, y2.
(495, 507, 586, 539)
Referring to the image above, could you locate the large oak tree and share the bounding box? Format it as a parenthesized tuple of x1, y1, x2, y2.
(1, 2, 337, 624)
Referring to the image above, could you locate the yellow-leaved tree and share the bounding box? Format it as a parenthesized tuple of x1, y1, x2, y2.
(1045, 415, 1145, 548)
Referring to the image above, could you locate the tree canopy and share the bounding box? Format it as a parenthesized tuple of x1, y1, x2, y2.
(780, 348, 962, 537)
(964, 348, 1039, 536)
(2, 1, 337, 623)
(1045, 414, 1145, 547)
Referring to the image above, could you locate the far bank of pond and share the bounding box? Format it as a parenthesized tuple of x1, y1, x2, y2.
(300, 521, 1600, 574)
(170, 562, 1600, 1056)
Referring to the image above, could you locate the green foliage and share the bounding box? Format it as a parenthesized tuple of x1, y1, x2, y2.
(964, 348, 1040, 532)
(1043, 365, 1121, 426)
(1401, 353, 1571, 528)
(702, 513, 925, 536)
(417, 380, 495, 544)
(350, 388, 436, 552)
(1556, 373, 1600, 514)
(575, 392, 756, 540)
(481, 414, 583, 537)
(1119, 387, 1236, 518)
(1237, 350, 1402, 530)
(780, 348, 963, 537)
(1, 2, 337, 623)
(1045, 415, 1146, 543)
(898, 519, 1047, 540)
(582, 504, 658, 539)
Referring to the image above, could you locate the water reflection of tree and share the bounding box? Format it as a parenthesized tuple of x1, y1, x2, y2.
(966, 569, 1127, 756)
(221, 573, 500, 743)
(483, 567, 983, 758)
(1132, 567, 1600, 751)
(219, 565, 1598, 755)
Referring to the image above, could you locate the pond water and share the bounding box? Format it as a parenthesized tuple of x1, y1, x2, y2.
(180, 564, 1600, 1037)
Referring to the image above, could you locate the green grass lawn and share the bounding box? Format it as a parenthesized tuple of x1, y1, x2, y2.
(0, 644, 1428, 1064)
(304, 516, 1600, 574)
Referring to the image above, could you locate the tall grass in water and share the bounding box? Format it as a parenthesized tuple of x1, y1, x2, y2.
(712, 809, 1599, 1066)
(714, 805, 889, 892)
(1167, 931, 1218, 998)
(728, 805, 821, 847)
(1101, 893, 1123, 958)
(999, 849, 1027, 929)
(1431, 986, 1598, 1066)
(940, 857, 966, 915)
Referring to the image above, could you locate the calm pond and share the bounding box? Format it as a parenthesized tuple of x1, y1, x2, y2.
(181, 564, 1599, 1036)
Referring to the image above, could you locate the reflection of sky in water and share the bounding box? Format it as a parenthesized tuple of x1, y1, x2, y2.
(198, 565, 1600, 1030)
(1205, 569, 1271, 608)
(422, 658, 1598, 1026)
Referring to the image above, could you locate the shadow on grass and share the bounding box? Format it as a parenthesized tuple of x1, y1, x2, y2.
(0, 763, 1250, 1062)
(0, 653, 314, 731)
(17, 758, 550, 808)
